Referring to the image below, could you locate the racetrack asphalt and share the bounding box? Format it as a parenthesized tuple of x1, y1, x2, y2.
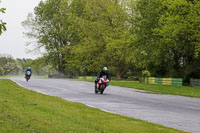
(10, 77, 200, 133)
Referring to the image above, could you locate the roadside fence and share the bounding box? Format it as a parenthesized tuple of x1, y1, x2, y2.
(145, 77, 182, 86)
(78, 76, 96, 80)
(190, 78, 200, 87)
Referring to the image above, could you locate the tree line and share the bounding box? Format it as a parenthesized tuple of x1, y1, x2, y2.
(0, 56, 18, 76)
(22, 0, 200, 82)
(0, 55, 56, 76)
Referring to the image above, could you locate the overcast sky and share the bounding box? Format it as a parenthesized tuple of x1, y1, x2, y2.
(0, 0, 42, 59)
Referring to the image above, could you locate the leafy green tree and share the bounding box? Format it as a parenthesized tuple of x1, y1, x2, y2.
(129, 0, 163, 75)
(16, 58, 56, 76)
(22, 0, 70, 74)
(65, 0, 135, 78)
(153, 0, 200, 81)
(128, 0, 200, 82)
(30, 57, 56, 75)
(0, 0, 6, 35)
(16, 58, 26, 73)
(0, 57, 19, 75)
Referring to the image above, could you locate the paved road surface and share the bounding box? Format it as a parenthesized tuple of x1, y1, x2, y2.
(10, 77, 200, 133)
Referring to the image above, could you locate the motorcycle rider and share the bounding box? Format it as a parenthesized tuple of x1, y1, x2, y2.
(25, 67, 32, 78)
(95, 67, 111, 90)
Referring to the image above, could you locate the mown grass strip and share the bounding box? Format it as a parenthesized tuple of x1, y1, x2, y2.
(0, 75, 13, 78)
(76, 78, 200, 98)
(110, 81, 200, 98)
(32, 75, 48, 79)
(0, 79, 185, 133)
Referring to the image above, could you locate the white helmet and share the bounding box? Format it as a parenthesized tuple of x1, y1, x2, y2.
(103, 67, 108, 71)
(28, 67, 31, 69)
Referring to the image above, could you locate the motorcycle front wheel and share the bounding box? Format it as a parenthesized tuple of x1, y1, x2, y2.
(95, 88, 98, 94)
(95, 86, 98, 94)
(100, 84, 106, 94)
(26, 76, 30, 82)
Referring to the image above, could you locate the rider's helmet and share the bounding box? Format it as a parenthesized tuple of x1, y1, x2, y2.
(28, 67, 31, 69)
(103, 67, 108, 72)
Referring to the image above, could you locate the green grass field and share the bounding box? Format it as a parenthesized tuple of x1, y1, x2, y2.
(0, 79, 185, 133)
(32, 75, 48, 79)
(80, 78, 200, 98)
(110, 81, 200, 98)
(0, 75, 13, 78)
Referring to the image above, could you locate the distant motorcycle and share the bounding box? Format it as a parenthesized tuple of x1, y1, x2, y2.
(95, 75, 109, 94)
(25, 71, 31, 82)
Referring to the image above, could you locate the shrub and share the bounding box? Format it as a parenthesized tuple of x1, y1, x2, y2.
(142, 70, 151, 78)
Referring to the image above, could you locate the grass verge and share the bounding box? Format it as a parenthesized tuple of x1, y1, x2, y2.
(0, 79, 185, 133)
(32, 75, 48, 79)
(75, 79, 200, 98)
(0, 75, 13, 78)
(110, 80, 200, 98)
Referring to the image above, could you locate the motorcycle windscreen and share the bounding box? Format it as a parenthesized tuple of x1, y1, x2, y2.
(102, 75, 107, 80)
(26, 71, 31, 75)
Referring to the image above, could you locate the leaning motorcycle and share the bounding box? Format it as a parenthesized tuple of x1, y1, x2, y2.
(95, 75, 109, 94)
(25, 71, 31, 82)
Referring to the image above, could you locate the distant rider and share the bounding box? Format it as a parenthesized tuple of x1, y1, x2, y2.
(25, 67, 32, 77)
(95, 67, 111, 89)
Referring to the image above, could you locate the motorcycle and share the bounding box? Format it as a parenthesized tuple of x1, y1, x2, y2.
(25, 71, 31, 82)
(95, 75, 109, 94)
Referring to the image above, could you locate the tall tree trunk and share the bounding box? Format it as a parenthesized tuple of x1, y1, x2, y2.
(116, 70, 126, 80)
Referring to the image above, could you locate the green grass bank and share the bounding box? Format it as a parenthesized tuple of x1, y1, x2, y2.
(79, 78, 200, 98)
(110, 80, 200, 98)
(0, 75, 13, 78)
(0, 79, 185, 133)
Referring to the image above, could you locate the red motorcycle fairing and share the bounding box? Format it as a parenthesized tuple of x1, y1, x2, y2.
(96, 76, 109, 94)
